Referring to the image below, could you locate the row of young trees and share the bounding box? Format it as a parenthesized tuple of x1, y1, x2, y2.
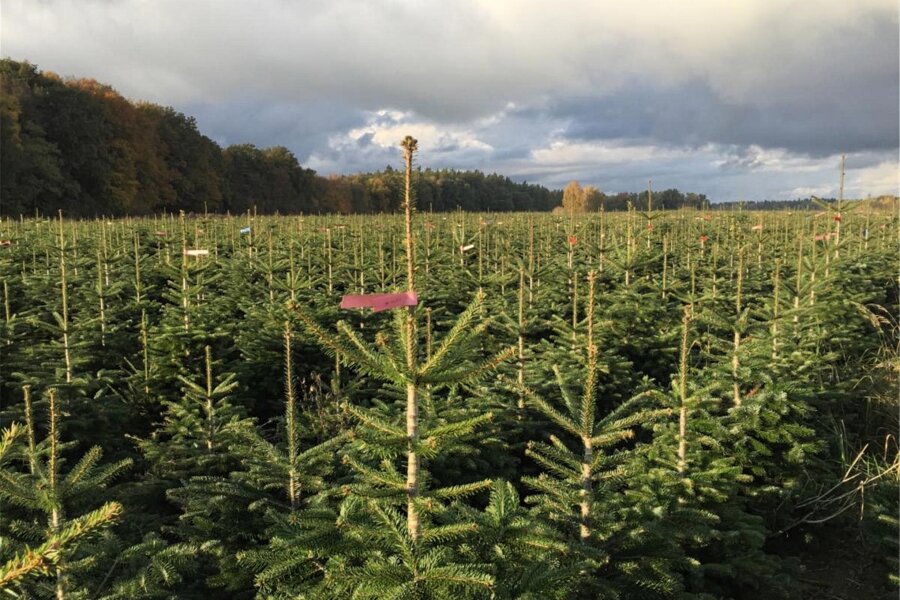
(1, 147, 897, 597)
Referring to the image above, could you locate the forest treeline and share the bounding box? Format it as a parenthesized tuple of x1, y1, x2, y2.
(0, 60, 562, 217)
(558, 180, 711, 212)
(553, 181, 898, 213)
(713, 196, 899, 211)
(4, 60, 875, 218)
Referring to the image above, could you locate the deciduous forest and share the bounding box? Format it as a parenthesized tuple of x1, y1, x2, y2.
(2, 60, 569, 217)
(3, 60, 779, 219)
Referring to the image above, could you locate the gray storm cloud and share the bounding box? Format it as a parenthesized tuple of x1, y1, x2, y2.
(3, 0, 897, 200)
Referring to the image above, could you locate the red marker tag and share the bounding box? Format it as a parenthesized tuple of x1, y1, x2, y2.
(833, 214, 842, 222)
(341, 291, 418, 313)
(568, 235, 577, 245)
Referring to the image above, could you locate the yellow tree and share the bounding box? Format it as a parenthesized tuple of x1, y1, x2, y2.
(562, 180, 585, 213)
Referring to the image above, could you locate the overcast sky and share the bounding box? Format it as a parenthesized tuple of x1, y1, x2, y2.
(4, 0, 898, 201)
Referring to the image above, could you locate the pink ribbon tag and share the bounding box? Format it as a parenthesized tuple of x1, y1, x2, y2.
(340, 291, 418, 313)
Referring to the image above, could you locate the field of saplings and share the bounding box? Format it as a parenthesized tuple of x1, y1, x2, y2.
(1, 203, 897, 598)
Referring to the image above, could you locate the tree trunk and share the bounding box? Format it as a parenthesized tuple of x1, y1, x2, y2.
(580, 437, 593, 543)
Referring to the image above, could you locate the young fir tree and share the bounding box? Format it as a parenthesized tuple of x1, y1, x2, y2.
(0, 386, 129, 598)
(139, 345, 252, 481)
(627, 307, 792, 598)
(290, 136, 515, 599)
(593, 216, 676, 386)
(180, 321, 349, 596)
(1, 275, 29, 409)
(451, 480, 577, 600)
(521, 271, 671, 598)
(136, 345, 255, 593)
(529, 269, 639, 428)
(148, 211, 234, 407)
(693, 242, 819, 528)
(13, 215, 123, 457)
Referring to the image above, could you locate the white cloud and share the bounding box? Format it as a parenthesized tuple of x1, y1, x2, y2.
(713, 147, 835, 173)
(307, 108, 493, 174)
(345, 111, 492, 152)
(849, 160, 900, 197)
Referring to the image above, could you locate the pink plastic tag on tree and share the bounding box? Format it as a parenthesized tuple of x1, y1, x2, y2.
(340, 291, 418, 313)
